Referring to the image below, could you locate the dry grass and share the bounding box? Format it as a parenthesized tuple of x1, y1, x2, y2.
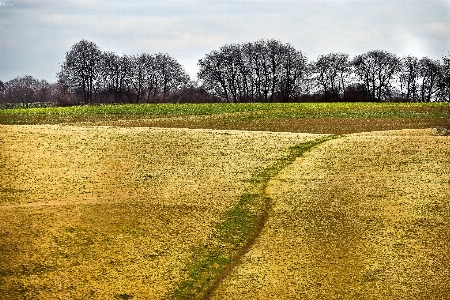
(212, 129, 450, 299)
(2, 121, 449, 299)
(0, 125, 320, 299)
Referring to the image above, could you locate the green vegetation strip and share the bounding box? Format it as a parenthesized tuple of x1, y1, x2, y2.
(172, 135, 337, 299)
(0, 102, 448, 119)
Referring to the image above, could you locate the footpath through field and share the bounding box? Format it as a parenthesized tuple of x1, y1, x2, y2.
(211, 129, 450, 299)
(0, 125, 323, 299)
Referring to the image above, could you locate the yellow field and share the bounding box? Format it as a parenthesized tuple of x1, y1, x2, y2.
(0, 125, 320, 299)
(212, 129, 450, 299)
(1, 124, 449, 299)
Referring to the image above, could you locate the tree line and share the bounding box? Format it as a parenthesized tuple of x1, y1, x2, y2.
(199, 40, 450, 102)
(1, 39, 449, 107)
(58, 40, 192, 105)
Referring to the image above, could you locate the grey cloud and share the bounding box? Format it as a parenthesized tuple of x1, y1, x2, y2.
(0, 0, 448, 82)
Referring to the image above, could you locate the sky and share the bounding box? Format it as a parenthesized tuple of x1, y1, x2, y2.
(0, 0, 449, 83)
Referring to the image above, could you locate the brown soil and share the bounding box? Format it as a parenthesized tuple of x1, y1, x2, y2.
(76, 116, 450, 134)
(2, 112, 449, 134)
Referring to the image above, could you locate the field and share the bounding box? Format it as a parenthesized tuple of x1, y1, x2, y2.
(0, 102, 449, 134)
(212, 129, 450, 299)
(0, 102, 449, 299)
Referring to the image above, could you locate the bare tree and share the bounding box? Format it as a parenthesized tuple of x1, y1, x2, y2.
(418, 57, 442, 102)
(312, 53, 351, 101)
(1, 76, 49, 108)
(219, 44, 245, 102)
(249, 40, 272, 101)
(119, 53, 190, 103)
(150, 53, 190, 102)
(198, 50, 231, 101)
(352, 50, 401, 102)
(99, 51, 129, 103)
(0, 81, 5, 104)
(58, 40, 102, 104)
(198, 39, 307, 102)
(439, 53, 450, 102)
(277, 43, 308, 101)
(129, 54, 151, 103)
(398, 56, 420, 102)
(51, 80, 77, 106)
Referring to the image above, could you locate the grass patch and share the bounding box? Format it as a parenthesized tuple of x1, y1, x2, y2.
(216, 194, 260, 247)
(0, 103, 449, 123)
(0, 103, 272, 116)
(0, 102, 448, 119)
(174, 251, 231, 299)
(172, 135, 337, 299)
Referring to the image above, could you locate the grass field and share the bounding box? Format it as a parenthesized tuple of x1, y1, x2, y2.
(0, 102, 448, 134)
(0, 102, 449, 299)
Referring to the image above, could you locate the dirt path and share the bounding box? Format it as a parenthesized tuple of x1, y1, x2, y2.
(211, 129, 450, 299)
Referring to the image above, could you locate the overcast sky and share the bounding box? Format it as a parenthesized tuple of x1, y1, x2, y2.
(0, 0, 449, 83)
